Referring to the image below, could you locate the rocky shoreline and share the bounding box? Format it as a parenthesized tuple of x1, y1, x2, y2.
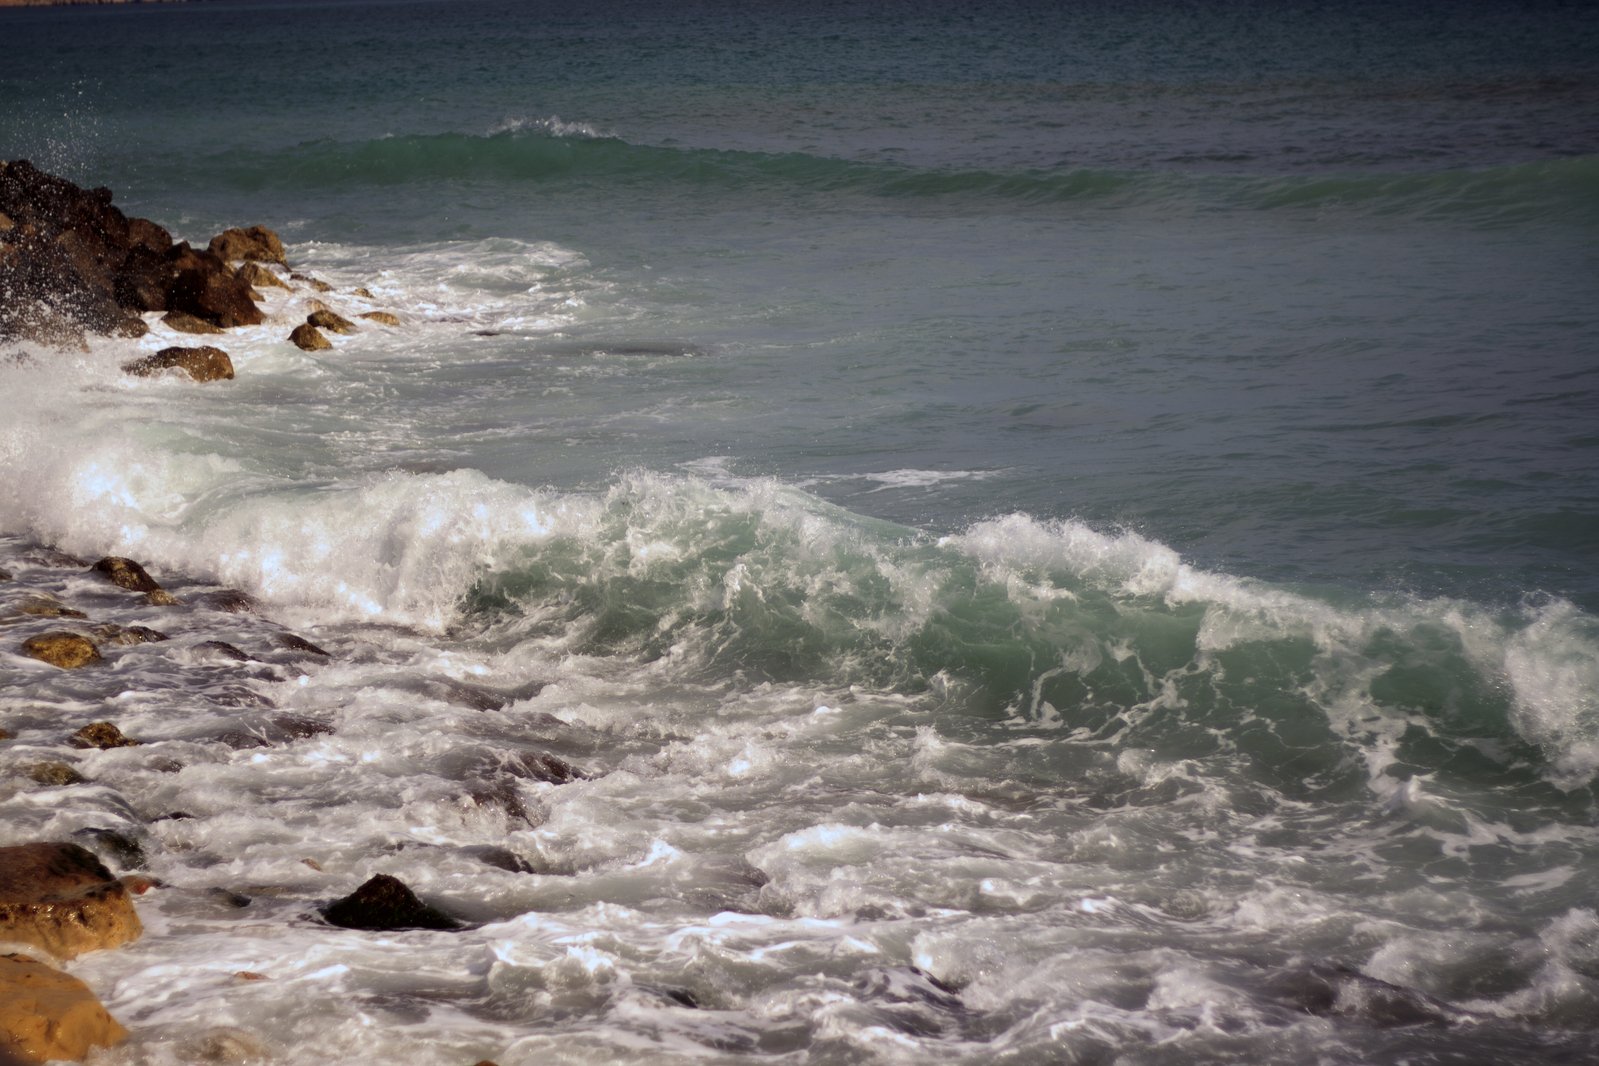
(0, 164, 557, 1064)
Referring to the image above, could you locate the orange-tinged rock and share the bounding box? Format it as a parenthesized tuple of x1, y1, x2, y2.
(0, 843, 143, 960)
(0, 953, 128, 1064)
(20, 632, 100, 669)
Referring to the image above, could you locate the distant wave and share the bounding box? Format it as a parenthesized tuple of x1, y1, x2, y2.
(179, 128, 1599, 225)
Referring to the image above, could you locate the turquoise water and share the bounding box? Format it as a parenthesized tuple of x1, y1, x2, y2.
(3, 2, 1599, 1063)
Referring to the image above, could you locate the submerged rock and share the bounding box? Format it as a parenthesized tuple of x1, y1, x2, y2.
(71, 828, 146, 872)
(359, 310, 401, 326)
(0, 842, 144, 959)
(207, 225, 287, 266)
(0, 952, 129, 1064)
(69, 722, 139, 750)
(275, 631, 330, 657)
(26, 762, 87, 787)
(21, 632, 100, 669)
(289, 322, 331, 351)
(16, 594, 86, 619)
(122, 345, 235, 382)
(290, 272, 334, 293)
(506, 750, 588, 785)
(87, 623, 169, 646)
(321, 874, 461, 931)
(91, 556, 162, 594)
(197, 589, 257, 614)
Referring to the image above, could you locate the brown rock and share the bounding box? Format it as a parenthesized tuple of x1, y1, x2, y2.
(359, 311, 401, 326)
(290, 272, 334, 293)
(0, 952, 128, 1064)
(26, 763, 87, 788)
(16, 595, 86, 619)
(20, 633, 100, 669)
(0, 729, 13, 742)
(0, 567, 11, 580)
(0, 843, 143, 959)
(207, 225, 286, 266)
(237, 261, 288, 290)
(69, 723, 139, 750)
(87, 623, 169, 646)
(109, 317, 148, 338)
(289, 323, 331, 351)
(160, 310, 223, 335)
(122, 345, 234, 383)
(321, 874, 461, 931)
(307, 309, 356, 335)
(91, 556, 162, 593)
(352, 287, 374, 299)
(146, 589, 179, 606)
(166, 244, 262, 328)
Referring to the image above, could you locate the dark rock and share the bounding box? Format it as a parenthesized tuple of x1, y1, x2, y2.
(110, 316, 148, 338)
(193, 640, 251, 662)
(91, 556, 162, 594)
(289, 323, 331, 351)
(215, 732, 269, 750)
(0, 841, 144, 959)
(275, 632, 329, 657)
(21, 548, 87, 569)
(359, 311, 401, 326)
(0, 567, 11, 580)
(268, 715, 334, 741)
(27, 762, 87, 787)
(506, 750, 588, 785)
(122, 345, 234, 383)
(16, 594, 86, 619)
(461, 846, 534, 874)
(145, 589, 179, 606)
(321, 874, 461, 931)
(207, 225, 286, 266)
(71, 828, 146, 872)
(69, 722, 139, 750)
(307, 309, 356, 335)
(160, 310, 223, 335)
(352, 287, 374, 299)
(465, 778, 540, 828)
(21, 632, 100, 669)
(165, 243, 263, 328)
(197, 589, 256, 614)
(207, 888, 252, 909)
(0, 729, 13, 742)
(87, 624, 169, 646)
(290, 272, 333, 293)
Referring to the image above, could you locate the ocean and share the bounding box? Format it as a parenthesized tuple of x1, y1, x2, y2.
(2, 0, 1598, 1062)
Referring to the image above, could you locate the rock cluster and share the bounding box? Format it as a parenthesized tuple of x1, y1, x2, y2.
(0, 160, 262, 345)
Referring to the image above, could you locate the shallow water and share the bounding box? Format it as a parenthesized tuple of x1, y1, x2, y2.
(2, 1, 1598, 1063)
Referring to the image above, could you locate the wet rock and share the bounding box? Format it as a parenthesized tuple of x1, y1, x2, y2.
(237, 261, 288, 290)
(289, 322, 331, 351)
(290, 272, 333, 293)
(506, 750, 588, 785)
(16, 594, 86, 619)
(207, 225, 286, 266)
(0, 842, 144, 959)
(215, 731, 269, 750)
(0, 728, 13, 742)
(465, 778, 540, 828)
(194, 640, 251, 662)
(307, 309, 357, 334)
(268, 714, 334, 741)
(71, 828, 146, 872)
(352, 286, 374, 299)
(90, 556, 162, 594)
(1271, 964, 1470, 1028)
(321, 874, 461, 931)
(110, 316, 148, 338)
(165, 243, 263, 328)
(69, 722, 139, 750)
(26, 762, 87, 787)
(0, 952, 129, 1064)
(21, 632, 100, 669)
(177, 1026, 270, 1064)
(160, 309, 223, 334)
(21, 548, 87, 569)
(359, 310, 401, 326)
(0, 567, 12, 580)
(275, 632, 330, 657)
(122, 345, 235, 382)
(206, 888, 252, 909)
(197, 589, 257, 613)
(461, 845, 535, 874)
(88, 623, 169, 646)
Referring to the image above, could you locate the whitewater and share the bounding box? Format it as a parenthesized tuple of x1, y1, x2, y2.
(4, 1, 1599, 1063)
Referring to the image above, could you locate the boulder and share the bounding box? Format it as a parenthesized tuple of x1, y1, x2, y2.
(160, 310, 223, 335)
(69, 723, 139, 750)
(321, 874, 460, 931)
(289, 272, 333, 293)
(90, 556, 162, 593)
(307, 309, 357, 335)
(237, 261, 288, 290)
(0, 953, 128, 1064)
(122, 345, 234, 382)
(359, 311, 401, 326)
(0, 843, 143, 959)
(207, 225, 286, 266)
(146, 589, 179, 606)
(27, 763, 87, 787)
(289, 323, 331, 351)
(20, 633, 100, 669)
(165, 244, 262, 328)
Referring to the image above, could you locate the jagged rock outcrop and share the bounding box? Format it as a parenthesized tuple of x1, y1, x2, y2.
(238, 261, 288, 290)
(0, 953, 128, 1065)
(0, 159, 272, 344)
(122, 345, 234, 382)
(0, 842, 144, 959)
